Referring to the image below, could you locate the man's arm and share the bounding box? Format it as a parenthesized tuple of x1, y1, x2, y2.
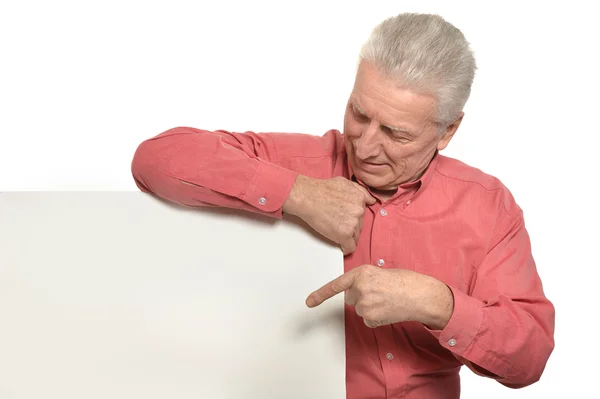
(131, 126, 300, 218)
(424, 211, 555, 388)
(131, 126, 375, 254)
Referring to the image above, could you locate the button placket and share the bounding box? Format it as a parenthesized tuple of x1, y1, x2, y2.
(374, 206, 391, 269)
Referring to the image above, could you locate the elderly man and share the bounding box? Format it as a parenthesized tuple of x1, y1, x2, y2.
(131, 12, 554, 399)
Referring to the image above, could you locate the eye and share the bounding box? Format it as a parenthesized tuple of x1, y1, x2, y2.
(392, 135, 411, 144)
(352, 106, 369, 122)
(382, 127, 410, 143)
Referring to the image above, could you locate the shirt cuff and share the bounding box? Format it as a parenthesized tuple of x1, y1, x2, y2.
(425, 285, 484, 356)
(239, 159, 298, 217)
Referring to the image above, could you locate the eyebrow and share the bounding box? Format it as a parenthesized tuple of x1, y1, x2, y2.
(351, 100, 414, 136)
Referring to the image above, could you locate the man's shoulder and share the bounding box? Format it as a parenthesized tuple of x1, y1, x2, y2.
(261, 129, 345, 160)
(433, 154, 521, 215)
(434, 154, 506, 191)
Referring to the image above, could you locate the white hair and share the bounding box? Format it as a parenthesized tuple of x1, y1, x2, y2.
(359, 13, 477, 133)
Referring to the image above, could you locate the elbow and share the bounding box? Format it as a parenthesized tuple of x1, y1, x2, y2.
(130, 127, 185, 189)
(130, 126, 206, 192)
(131, 138, 163, 193)
(502, 302, 556, 389)
(502, 371, 541, 389)
(502, 337, 555, 389)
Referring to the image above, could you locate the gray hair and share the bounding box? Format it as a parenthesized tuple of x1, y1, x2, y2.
(359, 13, 477, 133)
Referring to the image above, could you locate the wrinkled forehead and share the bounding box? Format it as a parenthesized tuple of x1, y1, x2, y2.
(350, 62, 438, 135)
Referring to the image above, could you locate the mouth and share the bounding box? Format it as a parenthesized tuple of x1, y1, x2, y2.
(358, 159, 387, 171)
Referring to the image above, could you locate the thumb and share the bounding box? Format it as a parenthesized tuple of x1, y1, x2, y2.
(363, 189, 376, 205)
(363, 319, 381, 328)
(355, 184, 376, 205)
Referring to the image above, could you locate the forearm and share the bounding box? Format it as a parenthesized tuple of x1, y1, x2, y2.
(131, 127, 298, 218)
(415, 275, 454, 331)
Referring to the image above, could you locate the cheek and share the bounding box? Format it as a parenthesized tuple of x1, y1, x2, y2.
(385, 145, 428, 175)
(387, 143, 434, 173)
(385, 145, 412, 164)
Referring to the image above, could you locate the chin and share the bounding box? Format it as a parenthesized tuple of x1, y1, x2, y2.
(356, 171, 386, 188)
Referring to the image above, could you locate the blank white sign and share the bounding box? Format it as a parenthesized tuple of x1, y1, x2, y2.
(0, 192, 345, 399)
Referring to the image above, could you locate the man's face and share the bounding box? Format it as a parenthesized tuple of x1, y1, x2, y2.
(343, 61, 461, 192)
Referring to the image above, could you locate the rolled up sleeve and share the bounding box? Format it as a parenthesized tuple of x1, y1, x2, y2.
(426, 211, 555, 387)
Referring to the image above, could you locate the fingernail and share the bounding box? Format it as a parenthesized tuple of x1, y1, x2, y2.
(306, 296, 315, 307)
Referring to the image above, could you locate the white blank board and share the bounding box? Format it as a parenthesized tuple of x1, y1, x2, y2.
(0, 192, 345, 399)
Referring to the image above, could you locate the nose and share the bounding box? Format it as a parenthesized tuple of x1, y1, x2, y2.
(355, 122, 381, 160)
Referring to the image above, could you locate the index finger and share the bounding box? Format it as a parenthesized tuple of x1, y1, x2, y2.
(306, 269, 359, 308)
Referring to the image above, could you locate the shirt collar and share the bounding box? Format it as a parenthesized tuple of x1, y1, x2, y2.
(347, 150, 439, 205)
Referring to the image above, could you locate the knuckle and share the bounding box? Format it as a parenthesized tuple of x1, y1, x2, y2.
(343, 224, 355, 236)
(345, 241, 356, 253)
(339, 229, 352, 242)
(354, 280, 367, 294)
(357, 264, 370, 274)
(361, 307, 378, 323)
(365, 319, 380, 328)
(355, 304, 364, 316)
(363, 308, 375, 320)
(330, 281, 345, 294)
(361, 264, 377, 275)
(363, 317, 375, 327)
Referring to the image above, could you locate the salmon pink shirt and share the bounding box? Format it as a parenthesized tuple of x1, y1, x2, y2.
(131, 127, 555, 399)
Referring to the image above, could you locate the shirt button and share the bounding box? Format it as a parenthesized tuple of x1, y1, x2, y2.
(448, 338, 457, 347)
(377, 259, 385, 267)
(379, 208, 387, 216)
(386, 353, 394, 360)
(258, 197, 267, 205)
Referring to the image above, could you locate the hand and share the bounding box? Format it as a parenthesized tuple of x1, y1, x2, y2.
(283, 175, 376, 255)
(305, 265, 454, 330)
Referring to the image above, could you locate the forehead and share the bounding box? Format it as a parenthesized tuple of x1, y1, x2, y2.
(351, 62, 437, 132)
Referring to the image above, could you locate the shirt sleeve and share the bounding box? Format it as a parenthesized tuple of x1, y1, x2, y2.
(425, 208, 555, 388)
(130, 126, 338, 219)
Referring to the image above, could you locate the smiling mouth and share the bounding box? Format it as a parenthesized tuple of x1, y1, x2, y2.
(359, 159, 384, 166)
(358, 160, 387, 170)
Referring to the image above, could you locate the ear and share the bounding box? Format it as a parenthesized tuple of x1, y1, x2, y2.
(437, 112, 464, 151)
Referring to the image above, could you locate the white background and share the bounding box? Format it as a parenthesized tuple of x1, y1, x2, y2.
(1, 0, 599, 397)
